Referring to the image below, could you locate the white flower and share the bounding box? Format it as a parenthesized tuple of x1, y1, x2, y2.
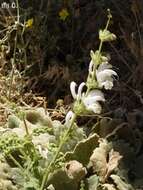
(65, 111, 75, 127)
(70, 81, 85, 100)
(96, 62, 117, 90)
(82, 90, 105, 114)
(70, 81, 105, 114)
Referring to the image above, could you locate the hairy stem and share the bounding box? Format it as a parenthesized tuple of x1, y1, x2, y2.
(40, 113, 76, 190)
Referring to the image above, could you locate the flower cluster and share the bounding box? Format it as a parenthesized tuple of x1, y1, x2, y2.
(92, 56, 117, 90)
(70, 81, 105, 114)
(69, 13, 117, 115)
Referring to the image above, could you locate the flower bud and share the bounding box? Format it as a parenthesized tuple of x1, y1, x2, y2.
(90, 50, 102, 65)
(99, 29, 116, 42)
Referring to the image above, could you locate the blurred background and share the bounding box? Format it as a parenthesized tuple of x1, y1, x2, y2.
(0, 0, 143, 111)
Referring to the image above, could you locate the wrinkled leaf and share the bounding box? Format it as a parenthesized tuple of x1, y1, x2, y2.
(65, 134, 99, 166)
(106, 149, 122, 179)
(110, 174, 134, 190)
(93, 118, 122, 138)
(47, 169, 78, 190)
(90, 140, 122, 182)
(87, 174, 99, 190)
(102, 183, 116, 190)
(65, 160, 87, 182)
(26, 108, 53, 127)
(90, 140, 108, 181)
(8, 115, 21, 128)
(109, 140, 135, 169)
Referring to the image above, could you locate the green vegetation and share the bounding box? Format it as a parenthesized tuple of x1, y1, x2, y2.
(0, 0, 143, 190)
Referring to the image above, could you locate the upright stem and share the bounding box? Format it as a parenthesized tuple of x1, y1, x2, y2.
(105, 9, 112, 30)
(94, 9, 111, 72)
(40, 114, 77, 190)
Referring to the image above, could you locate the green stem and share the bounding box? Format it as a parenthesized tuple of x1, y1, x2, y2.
(9, 153, 24, 171)
(94, 9, 111, 70)
(86, 10, 112, 93)
(98, 40, 103, 55)
(9, 152, 39, 188)
(105, 9, 112, 30)
(96, 40, 103, 65)
(40, 114, 76, 190)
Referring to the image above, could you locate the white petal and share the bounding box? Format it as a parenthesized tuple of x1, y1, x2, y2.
(101, 55, 110, 62)
(102, 81, 113, 90)
(86, 102, 102, 114)
(82, 90, 105, 110)
(97, 69, 117, 77)
(97, 63, 112, 71)
(83, 96, 105, 106)
(89, 60, 94, 73)
(96, 70, 117, 83)
(86, 90, 105, 99)
(77, 82, 86, 99)
(83, 97, 105, 108)
(98, 75, 113, 85)
(65, 111, 74, 126)
(70, 81, 77, 99)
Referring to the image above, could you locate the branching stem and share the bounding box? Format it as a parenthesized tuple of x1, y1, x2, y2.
(40, 114, 76, 190)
